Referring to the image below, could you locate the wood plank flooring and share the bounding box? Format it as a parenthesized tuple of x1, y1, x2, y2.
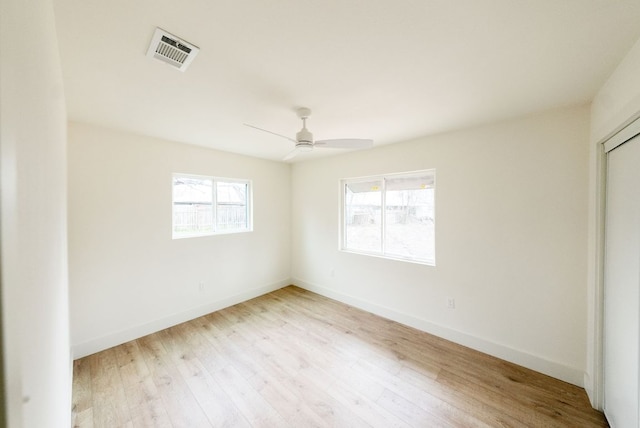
(72, 285, 607, 427)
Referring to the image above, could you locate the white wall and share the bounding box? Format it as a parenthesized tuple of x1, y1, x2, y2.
(68, 123, 291, 357)
(591, 36, 640, 143)
(291, 105, 590, 386)
(0, 0, 71, 426)
(586, 35, 640, 408)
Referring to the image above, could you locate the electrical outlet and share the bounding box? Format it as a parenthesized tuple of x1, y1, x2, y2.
(330, 268, 335, 277)
(198, 282, 205, 292)
(447, 297, 456, 309)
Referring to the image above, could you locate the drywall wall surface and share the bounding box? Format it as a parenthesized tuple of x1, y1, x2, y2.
(291, 105, 590, 385)
(0, 0, 71, 426)
(68, 122, 291, 357)
(591, 36, 640, 143)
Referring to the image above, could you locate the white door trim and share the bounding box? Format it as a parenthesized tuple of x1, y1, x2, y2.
(591, 112, 640, 411)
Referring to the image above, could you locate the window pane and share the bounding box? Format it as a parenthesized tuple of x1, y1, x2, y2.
(216, 181, 248, 231)
(173, 176, 213, 235)
(384, 175, 435, 262)
(341, 170, 435, 264)
(344, 180, 382, 253)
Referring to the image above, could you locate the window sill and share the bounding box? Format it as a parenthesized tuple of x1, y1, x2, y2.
(340, 248, 435, 266)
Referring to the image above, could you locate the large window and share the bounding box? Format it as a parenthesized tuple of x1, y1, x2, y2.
(172, 174, 252, 238)
(341, 170, 435, 264)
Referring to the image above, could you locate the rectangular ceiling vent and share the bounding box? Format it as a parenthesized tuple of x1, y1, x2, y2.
(146, 28, 199, 72)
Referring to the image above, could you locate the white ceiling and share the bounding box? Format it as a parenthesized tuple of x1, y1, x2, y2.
(53, 0, 640, 162)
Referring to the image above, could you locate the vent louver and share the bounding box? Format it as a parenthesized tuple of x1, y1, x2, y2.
(146, 28, 199, 72)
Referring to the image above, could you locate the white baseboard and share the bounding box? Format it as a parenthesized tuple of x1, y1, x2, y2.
(292, 278, 585, 388)
(72, 279, 291, 359)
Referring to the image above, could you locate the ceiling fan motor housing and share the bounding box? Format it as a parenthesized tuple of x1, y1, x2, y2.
(296, 127, 313, 143)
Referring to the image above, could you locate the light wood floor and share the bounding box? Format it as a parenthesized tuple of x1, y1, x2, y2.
(72, 285, 607, 427)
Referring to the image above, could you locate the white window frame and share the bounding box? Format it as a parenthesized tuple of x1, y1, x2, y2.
(172, 173, 253, 239)
(340, 169, 435, 265)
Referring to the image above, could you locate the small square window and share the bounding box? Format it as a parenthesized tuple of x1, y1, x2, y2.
(341, 170, 435, 265)
(172, 174, 252, 239)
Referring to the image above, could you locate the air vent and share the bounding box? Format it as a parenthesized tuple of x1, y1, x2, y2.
(146, 28, 199, 72)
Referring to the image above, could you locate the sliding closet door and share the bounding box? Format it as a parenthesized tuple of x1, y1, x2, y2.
(603, 133, 640, 428)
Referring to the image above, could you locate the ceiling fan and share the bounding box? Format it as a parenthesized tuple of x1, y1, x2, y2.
(245, 107, 373, 160)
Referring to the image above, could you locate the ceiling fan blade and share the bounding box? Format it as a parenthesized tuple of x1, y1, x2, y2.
(282, 146, 303, 161)
(244, 123, 297, 143)
(314, 138, 373, 149)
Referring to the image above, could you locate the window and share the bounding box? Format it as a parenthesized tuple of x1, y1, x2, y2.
(172, 174, 252, 238)
(341, 170, 435, 264)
